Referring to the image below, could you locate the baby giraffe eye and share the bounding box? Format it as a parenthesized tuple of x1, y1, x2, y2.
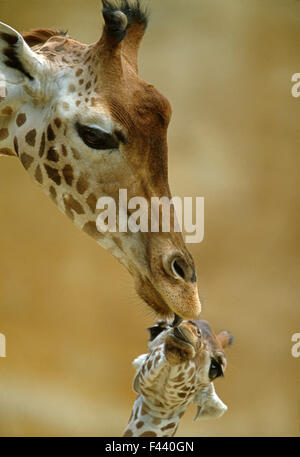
(209, 359, 223, 381)
(76, 122, 120, 150)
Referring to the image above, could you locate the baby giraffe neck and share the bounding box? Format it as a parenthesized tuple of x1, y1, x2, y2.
(123, 396, 186, 438)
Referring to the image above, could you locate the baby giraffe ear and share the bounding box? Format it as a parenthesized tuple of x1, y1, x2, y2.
(132, 353, 147, 394)
(193, 383, 228, 421)
(216, 330, 234, 349)
(0, 22, 45, 85)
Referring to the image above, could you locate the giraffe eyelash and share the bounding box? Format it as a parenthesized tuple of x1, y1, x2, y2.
(75, 122, 121, 150)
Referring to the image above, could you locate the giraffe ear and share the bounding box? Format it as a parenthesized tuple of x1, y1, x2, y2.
(193, 383, 228, 421)
(0, 22, 45, 85)
(132, 353, 147, 394)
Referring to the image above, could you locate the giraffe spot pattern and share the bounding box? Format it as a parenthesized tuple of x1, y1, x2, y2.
(47, 124, 55, 141)
(136, 421, 144, 430)
(62, 144, 68, 157)
(63, 194, 84, 215)
(139, 431, 157, 437)
(82, 221, 99, 238)
(44, 164, 61, 185)
(76, 175, 89, 194)
(35, 165, 43, 184)
(49, 186, 57, 203)
(87, 193, 97, 213)
(20, 152, 34, 170)
(123, 430, 133, 437)
(25, 129, 37, 147)
(62, 164, 74, 186)
(0, 147, 14, 155)
(47, 147, 59, 162)
(161, 422, 176, 432)
(13, 136, 18, 155)
(0, 128, 9, 141)
(1, 106, 13, 116)
(16, 113, 26, 127)
(54, 118, 62, 129)
(39, 132, 46, 157)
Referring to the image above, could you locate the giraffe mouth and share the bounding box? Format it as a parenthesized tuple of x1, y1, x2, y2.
(171, 314, 183, 328)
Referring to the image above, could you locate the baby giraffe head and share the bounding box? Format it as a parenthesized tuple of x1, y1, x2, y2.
(0, 0, 201, 320)
(133, 319, 233, 424)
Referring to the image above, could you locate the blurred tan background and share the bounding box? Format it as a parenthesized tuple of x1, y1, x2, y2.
(0, 0, 299, 436)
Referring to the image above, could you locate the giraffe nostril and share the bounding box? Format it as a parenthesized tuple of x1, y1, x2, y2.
(173, 326, 189, 343)
(171, 259, 185, 280)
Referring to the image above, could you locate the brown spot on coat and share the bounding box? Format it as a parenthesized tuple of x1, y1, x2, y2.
(47, 147, 59, 162)
(0, 128, 9, 141)
(62, 144, 67, 156)
(35, 165, 43, 184)
(54, 118, 62, 128)
(20, 152, 34, 170)
(47, 124, 55, 141)
(136, 421, 144, 429)
(49, 186, 57, 203)
(140, 431, 157, 437)
(123, 430, 133, 437)
(1, 106, 13, 116)
(16, 113, 26, 126)
(87, 193, 97, 213)
(39, 132, 46, 157)
(76, 175, 89, 194)
(13, 137, 19, 155)
(82, 221, 99, 238)
(44, 164, 61, 185)
(62, 164, 74, 186)
(25, 129, 36, 147)
(0, 147, 14, 155)
(63, 194, 84, 215)
(161, 422, 176, 432)
(75, 68, 83, 77)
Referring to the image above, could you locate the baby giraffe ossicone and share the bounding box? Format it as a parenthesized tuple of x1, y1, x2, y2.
(124, 320, 233, 437)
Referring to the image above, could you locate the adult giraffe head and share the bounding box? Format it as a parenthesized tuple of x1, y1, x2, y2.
(0, 1, 201, 319)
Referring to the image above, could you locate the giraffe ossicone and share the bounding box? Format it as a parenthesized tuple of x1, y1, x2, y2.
(0, 0, 201, 320)
(124, 319, 233, 437)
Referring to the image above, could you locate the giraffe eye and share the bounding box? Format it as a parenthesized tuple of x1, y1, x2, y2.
(75, 122, 120, 150)
(209, 359, 223, 380)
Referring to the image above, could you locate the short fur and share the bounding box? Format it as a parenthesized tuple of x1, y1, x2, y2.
(102, 0, 149, 29)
